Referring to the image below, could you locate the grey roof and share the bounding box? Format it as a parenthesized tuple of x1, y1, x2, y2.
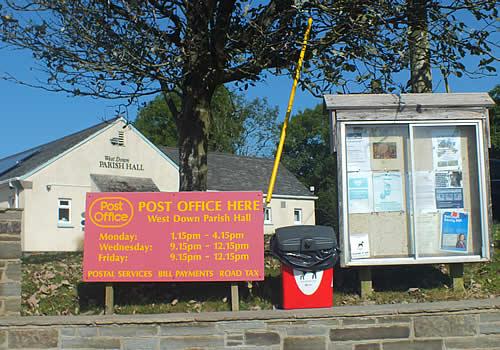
(324, 93, 495, 111)
(0, 118, 313, 198)
(160, 147, 312, 197)
(91, 174, 159, 192)
(0, 118, 118, 181)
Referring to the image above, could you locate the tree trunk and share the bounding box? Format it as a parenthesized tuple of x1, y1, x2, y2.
(408, 0, 432, 93)
(175, 2, 214, 192)
(177, 87, 212, 191)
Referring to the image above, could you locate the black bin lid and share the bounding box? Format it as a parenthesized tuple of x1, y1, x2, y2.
(274, 225, 336, 252)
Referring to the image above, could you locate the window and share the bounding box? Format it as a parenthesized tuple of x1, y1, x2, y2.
(264, 207, 272, 225)
(58, 199, 72, 226)
(294, 208, 302, 225)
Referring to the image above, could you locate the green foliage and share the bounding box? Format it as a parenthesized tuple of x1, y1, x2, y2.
(233, 95, 280, 157)
(489, 85, 500, 158)
(134, 95, 179, 148)
(134, 86, 279, 156)
(209, 87, 244, 153)
(282, 104, 338, 229)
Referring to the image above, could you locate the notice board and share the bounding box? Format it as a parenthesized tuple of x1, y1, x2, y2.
(325, 92, 495, 267)
(345, 124, 482, 261)
(83, 192, 264, 282)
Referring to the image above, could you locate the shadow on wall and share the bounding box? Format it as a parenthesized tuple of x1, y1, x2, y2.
(76, 236, 85, 251)
(334, 264, 451, 294)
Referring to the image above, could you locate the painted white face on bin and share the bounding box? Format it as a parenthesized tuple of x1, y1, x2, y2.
(293, 269, 323, 295)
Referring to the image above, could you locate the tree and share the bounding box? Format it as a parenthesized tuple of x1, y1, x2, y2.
(134, 95, 179, 149)
(282, 104, 338, 228)
(232, 94, 280, 157)
(408, 0, 432, 93)
(135, 86, 242, 153)
(1, 1, 497, 190)
(489, 85, 500, 158)
(135, 86, 279, 156)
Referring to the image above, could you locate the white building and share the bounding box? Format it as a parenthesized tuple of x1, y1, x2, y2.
(0, 118, 316, 252)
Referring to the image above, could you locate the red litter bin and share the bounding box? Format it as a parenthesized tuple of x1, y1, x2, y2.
(281, 264, 334, 309)
(271, 225, 338, 309)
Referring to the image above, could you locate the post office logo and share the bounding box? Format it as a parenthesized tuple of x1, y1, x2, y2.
(88, 196, 134, 228)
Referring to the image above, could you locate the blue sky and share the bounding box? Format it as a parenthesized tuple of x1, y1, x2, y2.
(0, 46, 498, 159)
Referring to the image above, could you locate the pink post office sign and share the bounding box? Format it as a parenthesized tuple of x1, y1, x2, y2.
(83, 192, 264, 282)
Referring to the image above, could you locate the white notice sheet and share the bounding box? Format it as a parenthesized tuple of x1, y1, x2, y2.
(415, 212, 440, 255)
(346, 127, 371, 172)
(415, 171, 436, 212)
(350, 233, 370, 259)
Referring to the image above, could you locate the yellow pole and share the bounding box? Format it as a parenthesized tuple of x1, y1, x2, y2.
(265, 17, 313, 206)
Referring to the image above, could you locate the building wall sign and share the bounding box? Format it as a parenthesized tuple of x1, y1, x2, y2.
(98, 155, 144, 171)
(83, 191, 264, 282)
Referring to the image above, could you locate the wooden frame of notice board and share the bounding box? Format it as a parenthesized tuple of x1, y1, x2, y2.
(324, 93, 496, 268)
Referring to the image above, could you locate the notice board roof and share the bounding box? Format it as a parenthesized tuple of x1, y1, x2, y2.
(323, 93, 495, 111)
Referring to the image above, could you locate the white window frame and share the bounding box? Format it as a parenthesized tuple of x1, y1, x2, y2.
(57, 198, 72, 227)
(264, 207, 272, 225)
(293, 208, 302, 225)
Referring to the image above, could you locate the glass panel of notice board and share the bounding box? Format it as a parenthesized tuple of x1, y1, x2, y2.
(411, 124, 483, 258)
(345, 125, 413, 260)
(343, 122, 487, 265)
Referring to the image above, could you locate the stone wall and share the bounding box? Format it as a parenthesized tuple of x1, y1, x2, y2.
(0, 298, 498, 349)
(0, 208, 22, 316)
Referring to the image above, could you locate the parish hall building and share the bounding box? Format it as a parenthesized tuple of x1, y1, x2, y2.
(0, 118, 316, 252)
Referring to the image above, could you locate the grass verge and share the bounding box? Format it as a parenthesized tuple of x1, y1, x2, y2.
(22, 230, 499, 315)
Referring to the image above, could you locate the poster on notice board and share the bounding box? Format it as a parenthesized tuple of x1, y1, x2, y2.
(350, 233, 370, 259)
(432, 129, 462, 171)
(373, 171, 403, 212)
(347, 172, 373, 214)
(436, 188, 464, 209)
(435, 170, 464, 209)
(441, 211, 468, 253)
